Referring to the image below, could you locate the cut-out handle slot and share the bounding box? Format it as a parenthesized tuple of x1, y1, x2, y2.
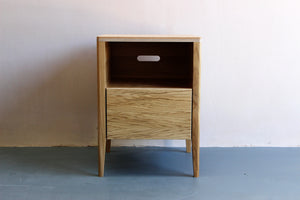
(137, 55, 160, 62)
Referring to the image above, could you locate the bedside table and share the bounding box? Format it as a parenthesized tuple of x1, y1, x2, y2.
(97, 35, 201, 177)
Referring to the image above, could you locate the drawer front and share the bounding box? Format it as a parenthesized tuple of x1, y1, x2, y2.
(106, 88, 192, 139)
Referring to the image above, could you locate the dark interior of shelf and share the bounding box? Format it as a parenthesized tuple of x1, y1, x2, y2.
(107, 42, 193, 88)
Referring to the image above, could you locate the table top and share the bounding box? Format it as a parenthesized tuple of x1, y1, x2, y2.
(97, 35, 201, 42)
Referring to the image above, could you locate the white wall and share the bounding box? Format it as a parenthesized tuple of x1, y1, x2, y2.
(1, 0, 300, 147)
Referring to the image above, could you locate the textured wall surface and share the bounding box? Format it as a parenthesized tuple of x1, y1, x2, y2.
(1, 0, 300, 147)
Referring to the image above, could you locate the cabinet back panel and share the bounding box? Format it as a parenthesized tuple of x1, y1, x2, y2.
(108, 42, 193, 87)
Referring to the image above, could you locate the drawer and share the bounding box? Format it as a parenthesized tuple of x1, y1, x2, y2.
(106, 88, 192, 139)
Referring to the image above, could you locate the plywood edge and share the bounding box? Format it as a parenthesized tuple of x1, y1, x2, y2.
(97, 35, 201, 42)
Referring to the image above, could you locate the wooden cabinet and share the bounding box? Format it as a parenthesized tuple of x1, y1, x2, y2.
(97, 35, 201, 177)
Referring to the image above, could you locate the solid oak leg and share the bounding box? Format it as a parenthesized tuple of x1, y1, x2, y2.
(186, 139, 191, 153)
(106, 139, 111, 153)
(192, 42, 201, 177)
(98, 137, 106, 177)
(192, 129, 199, 177)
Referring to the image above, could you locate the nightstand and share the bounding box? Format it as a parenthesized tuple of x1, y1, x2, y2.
(97, 35, 201, 177)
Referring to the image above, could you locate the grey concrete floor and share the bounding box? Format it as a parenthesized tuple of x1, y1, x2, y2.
(0, 147, 300, 200)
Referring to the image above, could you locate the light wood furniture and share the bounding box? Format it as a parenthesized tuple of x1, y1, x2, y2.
(97, 35, 201, 177)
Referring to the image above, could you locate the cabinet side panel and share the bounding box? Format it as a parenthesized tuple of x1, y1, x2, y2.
(97, 41, 108, 176)
(192, 42, 201, 177)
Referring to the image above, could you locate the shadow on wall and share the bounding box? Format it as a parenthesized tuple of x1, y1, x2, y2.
(0, 46, 98, 146)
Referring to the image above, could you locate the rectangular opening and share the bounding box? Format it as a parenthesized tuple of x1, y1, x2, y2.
(106, 42, 193, 88)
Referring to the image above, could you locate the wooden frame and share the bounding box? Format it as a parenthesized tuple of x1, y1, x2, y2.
(97, 35, 201, 177)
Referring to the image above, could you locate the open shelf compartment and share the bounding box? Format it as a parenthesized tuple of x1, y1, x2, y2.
(106, 42, 194, 88)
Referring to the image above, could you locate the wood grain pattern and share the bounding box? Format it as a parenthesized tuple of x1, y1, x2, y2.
(97, 41, 108, 177)
(98, 35, 201, 42)
(192, 42, 201, 177)
(186, 139, 191, 153)
(106, 88, 192, 140)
